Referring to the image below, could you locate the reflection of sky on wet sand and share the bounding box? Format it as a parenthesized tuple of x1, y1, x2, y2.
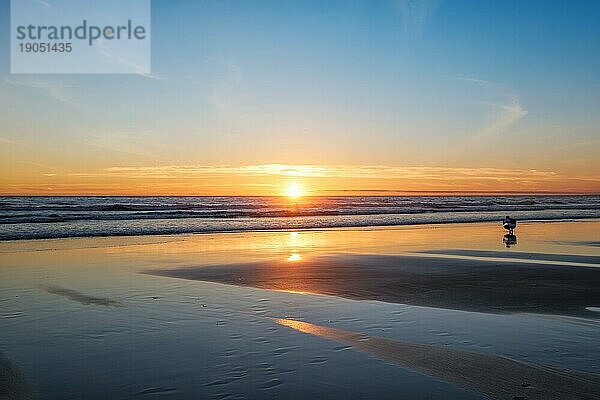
(0, 220, 599, 399)
(274, 318, 600, 399)
(2, 220, 599, 265)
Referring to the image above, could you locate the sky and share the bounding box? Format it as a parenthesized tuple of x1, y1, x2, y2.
(1, 0, 600, 195)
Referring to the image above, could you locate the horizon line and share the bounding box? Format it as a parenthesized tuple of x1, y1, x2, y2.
(1, 190, 598, 197)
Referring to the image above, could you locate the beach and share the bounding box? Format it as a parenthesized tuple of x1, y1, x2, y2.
(153, 252, 600, 317)
(3, 0, 600, 397)
(0, 219, 599, 399)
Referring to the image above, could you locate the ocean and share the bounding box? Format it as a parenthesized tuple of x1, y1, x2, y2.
(1, 195, 599, 240)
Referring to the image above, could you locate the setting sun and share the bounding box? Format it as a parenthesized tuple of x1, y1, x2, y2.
(287, 253, 302, 262)
(284, 183, 305, 198)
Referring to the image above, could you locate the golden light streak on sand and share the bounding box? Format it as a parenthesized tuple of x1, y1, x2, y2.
(273, 318, 600, 400)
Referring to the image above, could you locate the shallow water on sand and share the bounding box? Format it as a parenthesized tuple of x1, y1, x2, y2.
(0, 221, 599, 399)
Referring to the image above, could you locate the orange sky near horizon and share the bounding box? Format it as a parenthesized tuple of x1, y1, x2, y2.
(2, 2, 600, 197)
(1, 164, 598, 196)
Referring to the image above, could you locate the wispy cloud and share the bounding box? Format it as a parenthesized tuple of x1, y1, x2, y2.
(34, 0, 52, 9)
(51, 163, 599, 194)
(96, 40, 163, 80)
(395, 0, 441, 36)
(555, 138, 600, 150)
(206, 55, 243, 112)
(4, 77, 81, 108)
(456, 77, 528, 139)
(83, 130, 160, 158)
(478, 95, 528, 138)
(9, 164, 598, 195)
(0, 137, 16, 145)
(76, 163, 561, 182)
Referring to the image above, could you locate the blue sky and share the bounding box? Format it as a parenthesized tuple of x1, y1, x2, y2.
(1, 0, 599, 194)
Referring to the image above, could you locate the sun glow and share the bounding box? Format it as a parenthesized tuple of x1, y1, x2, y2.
(283, 183, 304, 198)
(287, 253, 302, 262)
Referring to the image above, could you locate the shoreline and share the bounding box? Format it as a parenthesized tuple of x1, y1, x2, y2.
(1, 216, 599, 242)
(3, 219, 599, 318)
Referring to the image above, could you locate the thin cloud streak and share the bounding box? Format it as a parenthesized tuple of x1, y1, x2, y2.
(395, 0, 441, 36)
(96, 40, 163, 80)
(456, 77, 528, 139)
(34, 0, 52, 9)
(83, 130, 161, 158)
(478, 95, 528, 138)
(7, 163, 598, 195)
(205, 55, 243, 113)
(0, 137, 16, 145)
(76, 164, 565, 182)
(4, 78, 81, 109)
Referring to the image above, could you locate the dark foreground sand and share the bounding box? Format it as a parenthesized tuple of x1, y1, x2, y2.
(274, 318, 600, 400)
(41, 285, 124, 307)
(150, 252, 600, 317)
(0, 351, 31, 400)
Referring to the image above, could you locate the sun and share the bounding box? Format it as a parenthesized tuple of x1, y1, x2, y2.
(284, 183, 304, 198)
(287, 253, 302, 262)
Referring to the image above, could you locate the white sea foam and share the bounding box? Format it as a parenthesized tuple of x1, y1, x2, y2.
(0, 195, 598, 240)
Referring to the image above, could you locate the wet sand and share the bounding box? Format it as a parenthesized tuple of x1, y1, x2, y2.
(2, 220, 599, 399)
(274, 318, 600, 400)
(0, 351, 31, 400)
(151, 252, 600, 317)
(41, 286, 124, 307)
